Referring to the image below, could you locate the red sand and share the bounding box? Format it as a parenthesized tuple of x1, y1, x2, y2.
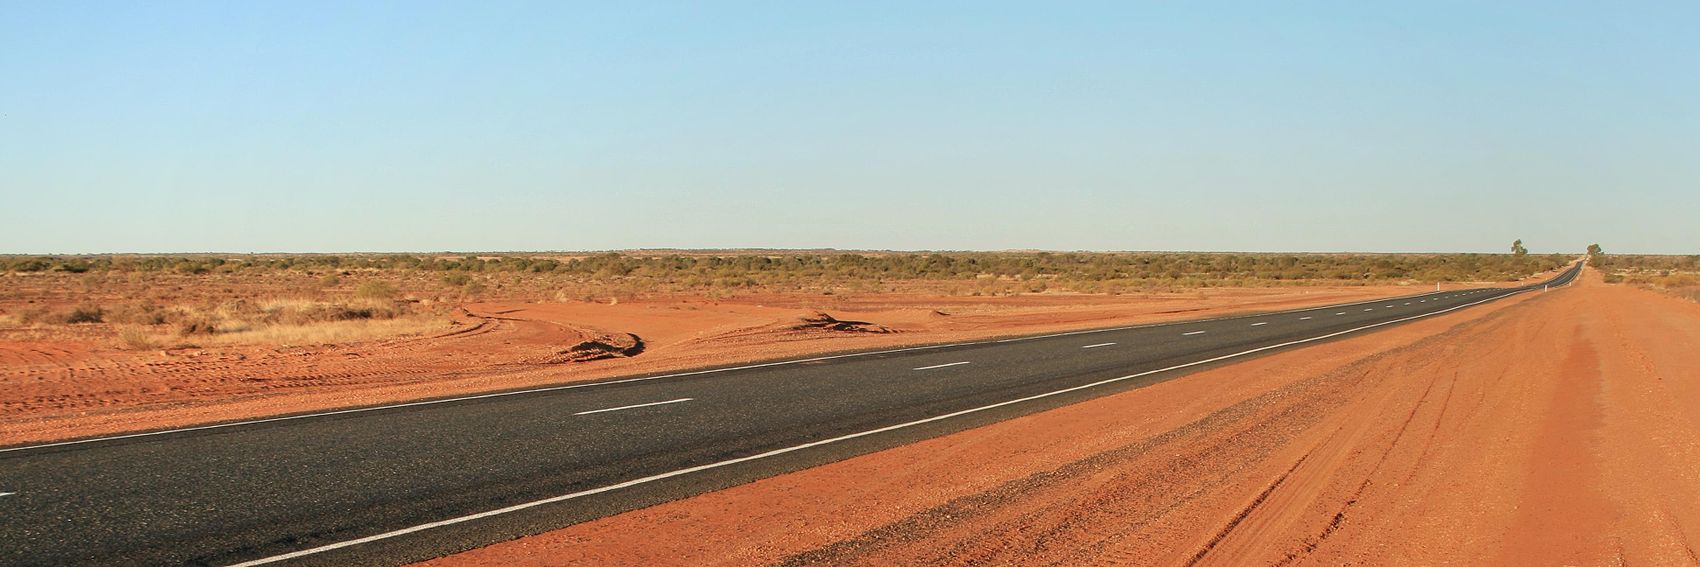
(422, 268, 1700, 565)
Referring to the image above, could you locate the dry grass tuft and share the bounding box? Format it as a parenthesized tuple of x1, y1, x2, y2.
(116, 326, 157, 350)
(202, 316, 451, 347)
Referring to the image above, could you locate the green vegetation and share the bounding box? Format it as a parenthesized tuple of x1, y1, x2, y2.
(1511, 239, 1528, 257)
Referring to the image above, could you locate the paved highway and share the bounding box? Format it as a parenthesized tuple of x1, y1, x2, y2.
(0, 263, 1582, 566)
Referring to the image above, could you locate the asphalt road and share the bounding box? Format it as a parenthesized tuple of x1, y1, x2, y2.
(0, 263, 1582, 566)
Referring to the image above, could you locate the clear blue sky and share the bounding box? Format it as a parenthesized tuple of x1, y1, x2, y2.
(3, 2, 1695, 254)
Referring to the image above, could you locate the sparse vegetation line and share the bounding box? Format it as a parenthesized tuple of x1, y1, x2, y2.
(0, 252, 1575, 350)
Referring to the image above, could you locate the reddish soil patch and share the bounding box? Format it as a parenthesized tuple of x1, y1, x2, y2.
(420, 269, 1700, 565)
(1, 285, 1427, 444)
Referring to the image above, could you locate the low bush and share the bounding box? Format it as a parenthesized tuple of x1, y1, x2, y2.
(64, 306, 105, 324)
(117, 327, 156, 349)
(355, 281, 398, 300)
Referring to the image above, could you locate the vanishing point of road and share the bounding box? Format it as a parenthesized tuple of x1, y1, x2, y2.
(0, 263, 1583, 566)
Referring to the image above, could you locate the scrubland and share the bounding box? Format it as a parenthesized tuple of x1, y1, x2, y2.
(1, 251, 1571, 349)
(1592, 254, 1700, 301)
(0, 251, 1578, 444)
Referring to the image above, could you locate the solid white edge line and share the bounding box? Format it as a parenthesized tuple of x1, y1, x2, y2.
(912, 361, 972, 371)
(5, 280, 1517, 455)
(573, 398, 693, 416)
(225, 280, 1543, 567)
(1080, 343, 1116, 349)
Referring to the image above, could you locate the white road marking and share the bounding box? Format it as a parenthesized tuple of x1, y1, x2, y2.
(1335, 312, 1346, 316)
(1182, 330, 1207, 336)
(1080, 342, 1116, 349)
(0, 492, 14, 497)
(1249, 322, 1268, 326)
(573, 398, 693, 416)
(1404, 302, 1412, 305)
(913, 361, 971, 371)
(1364, 308, 1374, 311)
(224, 286, 1536, 567)
(3, 277, 1559, 456)
(0, 338, 999, 455)
(1298, 316, 1313, 320)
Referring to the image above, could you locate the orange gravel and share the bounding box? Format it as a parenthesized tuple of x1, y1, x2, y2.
(421, 268, 1700, 565)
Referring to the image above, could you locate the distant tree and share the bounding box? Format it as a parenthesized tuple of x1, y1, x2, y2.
(1511, 239, 1529, 257)
(1587, 243, 1604, 256)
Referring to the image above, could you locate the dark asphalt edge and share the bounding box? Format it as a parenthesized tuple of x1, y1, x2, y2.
(285, 270, 1579, 566)
(0, 278, 1549, 456)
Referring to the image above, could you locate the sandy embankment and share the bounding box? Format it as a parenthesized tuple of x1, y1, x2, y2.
(423, 267, 1700, 565)
(2, 284, 1442, 444)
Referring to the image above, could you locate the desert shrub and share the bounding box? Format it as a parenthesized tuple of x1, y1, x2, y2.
(259, 298, 409, 325)
(107, 302, 172, 326)
(64, 305, 105, 324)
(177, 315, 220, 336)
(355, 281, 398, 300)
(1661, 273, 1699, 288)
(440, 273, 473, 287)
(318, 274, 342, 287)
(117, 327, 156, 349)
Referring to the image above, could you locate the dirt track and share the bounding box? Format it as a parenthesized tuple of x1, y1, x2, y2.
(422, 269, 1700, 565)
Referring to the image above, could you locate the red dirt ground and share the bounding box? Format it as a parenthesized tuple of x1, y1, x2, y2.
(420, 268, 1700, 565)
(1, 284, 1434, 444)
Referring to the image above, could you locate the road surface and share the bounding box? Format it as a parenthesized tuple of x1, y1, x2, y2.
(0, 263, 1582, 566)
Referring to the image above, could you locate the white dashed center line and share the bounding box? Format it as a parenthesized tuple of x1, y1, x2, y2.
(1081, 342, 1116, 349)
(912, 361, 972, 371)
(1335, 312, 1346, 316)
(0, 492, 14, 498)
(1182, 330, 1207, 336)
(1299, 316, 1313, 320)
(573, 398, 694, 416)
(1364, 308, 1374, 311)
(1249, 322, 1268, 326)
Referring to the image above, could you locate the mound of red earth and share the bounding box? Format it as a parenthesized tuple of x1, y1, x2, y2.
(793, 312, 896, 334)
(540, 333, 645, 364)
